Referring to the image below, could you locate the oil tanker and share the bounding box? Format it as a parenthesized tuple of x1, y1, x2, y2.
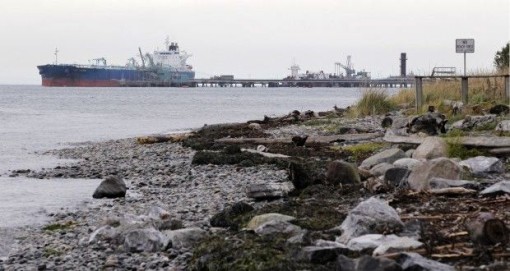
(37, 42, 195, 87)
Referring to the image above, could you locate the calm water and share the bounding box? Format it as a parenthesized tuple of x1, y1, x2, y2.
(0, 85, 394, 237)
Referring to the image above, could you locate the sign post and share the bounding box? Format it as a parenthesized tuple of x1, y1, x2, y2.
(456, 39, 475, 76)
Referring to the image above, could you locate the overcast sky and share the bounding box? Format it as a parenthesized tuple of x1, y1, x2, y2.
(0, 0, 508, 84)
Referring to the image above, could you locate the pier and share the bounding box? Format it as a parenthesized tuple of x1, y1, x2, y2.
(190, 77, 414, 88)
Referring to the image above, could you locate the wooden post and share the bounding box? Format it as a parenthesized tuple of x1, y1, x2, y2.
(505, 75, 510, 105)
(461, 77, 468, 104)
(415, 77, 423, 111)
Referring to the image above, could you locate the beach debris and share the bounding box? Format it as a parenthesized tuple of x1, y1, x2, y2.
(92, 176, 127, 199)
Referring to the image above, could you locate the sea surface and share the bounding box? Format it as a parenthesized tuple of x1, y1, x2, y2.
(0, 85, 396, 234)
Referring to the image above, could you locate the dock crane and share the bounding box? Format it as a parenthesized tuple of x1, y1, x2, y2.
(138, 47, 146, 68)
(335, 55, 356, 78)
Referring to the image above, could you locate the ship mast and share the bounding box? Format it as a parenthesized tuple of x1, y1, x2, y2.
(54, 48, 59, 65)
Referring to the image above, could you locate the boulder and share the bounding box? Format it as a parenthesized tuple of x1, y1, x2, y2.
(369, 163, 395, 177)
(489, 104, 510, 115)
(164, 227, 207, 250)
(384, 167, 410, 187)
(326, 160, 361, 185)
(407, 158, 462, 192)
(496, 120, 510, 132)
(254, 220, 302, 236)
(480, 180, 510, 196)
(246, 213, 295, 231)
(459, 156, 504, 176)
(452, 114, 497, 130)
(360, 148, 406, 169)
(337, 197, 404, 243)
(397, 252, 455, 271)
(407, 112, 447, 135)
(393, 158, 423, 170)
(210, 201, 254, 229)
(246, 182, 294, 200)
(123, 228, 167, 252)
(88, 225, 118, 244)
(412, 137, 447, 159)
(92, 176, 127, 199)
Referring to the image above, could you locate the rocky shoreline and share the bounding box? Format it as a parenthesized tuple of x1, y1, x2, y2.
(2, 108, 510, 270)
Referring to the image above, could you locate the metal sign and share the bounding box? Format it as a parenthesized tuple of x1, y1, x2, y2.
(456, 39, 475, 53)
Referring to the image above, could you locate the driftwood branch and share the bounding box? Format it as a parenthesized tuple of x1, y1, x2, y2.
(241, 149, 290, 158)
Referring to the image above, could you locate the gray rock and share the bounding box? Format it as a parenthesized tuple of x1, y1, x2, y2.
(412, 137, 447, 159)
(92, 176, 127, 199)
(338, 197, 404, 243)
(248, 123, 262, 130)
(393, 158, 423, 170)
(336, 255, 402, 271)
(360, 148, 406, 169)
(405, 149, 414, 158)
(326, 160, 361, 185)
(246, 213, 295, 231)
(164, 227, 207, 250)
(384, 167, 410, 187)
(254, 220, 302, 236)
(480, 181, 510, 196)
(123, 228, 167, 252)
(369, 163, 395, 177)
(459, 156, 504, 176)
(429, 177, 479, 190)
(496, 120, 510, 132)
(407, 158, 462, 192)
(452, 114, 497, 130)
(88, 225, 118, 244)
(397, 252, 455, 271)
(246, 182, 294, 200)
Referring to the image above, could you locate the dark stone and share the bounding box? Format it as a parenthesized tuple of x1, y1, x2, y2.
(92, 176, 127, 199)
(336, 255, 356, 271)
(210, 202, 254, 230)
(407, 112, 447, 135)
(299, 246, 344, 264)
(489, 104, 510, 116)
(427, 105, 435, 113)
(381, 117, 393, 128)
(326, 160, 361, 185)
(292, 135, 308, 147)
(304, 110, 315, 118)
(288, 161, 314, 190)
(384, 167, 410, 187)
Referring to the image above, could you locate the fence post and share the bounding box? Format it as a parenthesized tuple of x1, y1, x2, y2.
(415, 77, 423, 111)
(461, 77, 468, 105)
(505, 75, 510, 105)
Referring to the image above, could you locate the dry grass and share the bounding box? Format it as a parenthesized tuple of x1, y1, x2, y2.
(352, 89, 396, 117)
(388, 71, 508, 115)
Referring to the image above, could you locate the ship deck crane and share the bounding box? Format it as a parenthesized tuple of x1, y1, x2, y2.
(138, 47, 146, 68)
(335, 55, 356, 78)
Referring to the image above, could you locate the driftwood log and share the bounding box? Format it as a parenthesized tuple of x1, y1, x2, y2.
(216, 132, 383, 144)
(384, 133, 510, 148)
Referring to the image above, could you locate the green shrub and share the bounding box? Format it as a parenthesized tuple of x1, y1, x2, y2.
(355, 89, 396, 116)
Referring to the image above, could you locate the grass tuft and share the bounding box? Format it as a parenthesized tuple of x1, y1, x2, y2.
(354, 89, 396, 117)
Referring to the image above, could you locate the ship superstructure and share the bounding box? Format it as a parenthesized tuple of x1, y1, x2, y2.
(37, 41, 195, 87)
